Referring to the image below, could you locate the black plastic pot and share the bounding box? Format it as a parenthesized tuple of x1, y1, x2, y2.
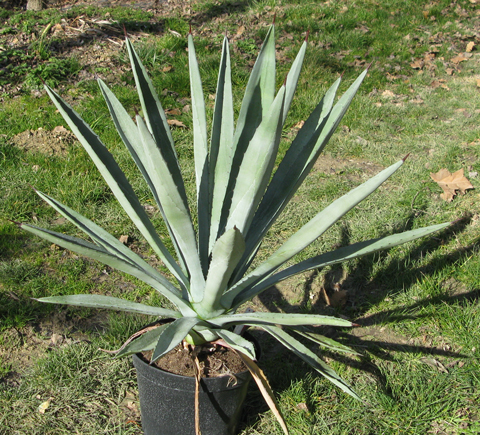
(132, 352, 252, 435)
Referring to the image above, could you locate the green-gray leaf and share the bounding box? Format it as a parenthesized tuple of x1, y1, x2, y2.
(36, 295, 179, 318)
(263, 325, 360, 399)
(151, 317, 201, 362)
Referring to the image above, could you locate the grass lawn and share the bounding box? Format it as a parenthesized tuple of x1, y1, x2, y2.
(1, 0, 479, 433)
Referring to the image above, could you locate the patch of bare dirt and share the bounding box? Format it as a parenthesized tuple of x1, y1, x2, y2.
(247, 267, 355, 317)
(11, 126, 78, 156)
(313, 154, 385, 182)
(349, 324, 410, 346)
(0, 310, 108, 384)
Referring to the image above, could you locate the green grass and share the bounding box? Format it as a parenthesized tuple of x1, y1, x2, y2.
(1, 0, 480, 433)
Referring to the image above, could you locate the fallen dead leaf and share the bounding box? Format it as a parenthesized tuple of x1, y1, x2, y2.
(382, 89, 396, 98)
(119, 235, 130, 245)
(168, 29, 181, 38)
(165, 108, 181, 116)
(430, 80, 450, 90)
(466, 41, 475, 53)
(451, 52, 473, 64)
(50, 333, 63, 346)
(142, 204, 156, 214)
(38, 397, 53, 414)
(430, 168, 474, 202)
(410, 59, 425, 69)
(167, 119, 187, 128)
(235, 25, 245, 39)
(296, 403, 308, 411)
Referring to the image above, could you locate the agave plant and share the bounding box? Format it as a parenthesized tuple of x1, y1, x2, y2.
(18, 26, 449, 432)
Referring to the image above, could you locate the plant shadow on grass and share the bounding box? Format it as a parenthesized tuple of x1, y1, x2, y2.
(247, 215, 478, 418)
(191, 0, 251, 26)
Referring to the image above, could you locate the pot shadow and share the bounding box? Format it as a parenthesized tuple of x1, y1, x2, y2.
(239, 215, 478, 428)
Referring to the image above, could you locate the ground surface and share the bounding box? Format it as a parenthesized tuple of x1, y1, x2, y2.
(1, 0, 480, 433)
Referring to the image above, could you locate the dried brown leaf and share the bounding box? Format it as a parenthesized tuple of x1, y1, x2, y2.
(165, 108, 181, 116)
(167, 119, 187, 128)
(382, 89, 396, 98)
(119, 234, 130, 245)
(430, 168, 474, 202)
(38, 398, 53, 414)
(451, 52, 472, 64)
(296, 402, 308, 411)
(410, 59, 424, 69)
(466, 41, 475, 52)
(235, 25, 245, 39)
(236, 352, 289, 434)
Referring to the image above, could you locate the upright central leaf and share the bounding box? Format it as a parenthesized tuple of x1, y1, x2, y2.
(188, 33, 210, 275)
(209, 36, 234, 254)
(213, 25, 277, 241)
(226, 84, 286, 236)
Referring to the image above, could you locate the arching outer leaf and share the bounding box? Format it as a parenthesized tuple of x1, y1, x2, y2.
(44, 86, 186, 287)
(19, 223, 195, 316)
(151, 317, 201, 363)
(34, 190, 173, 291)
(263, 325, 360, 400)
(233, 222, 451, 307)
(209, 312, 353, 328)
(223, 159, 405, 307)
(98, 79, 187, 276)
(35, 295, 179, 318)
(289, 326, 360, 355)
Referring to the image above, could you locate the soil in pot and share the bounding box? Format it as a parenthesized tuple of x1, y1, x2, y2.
(142, 342, 247, 378)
